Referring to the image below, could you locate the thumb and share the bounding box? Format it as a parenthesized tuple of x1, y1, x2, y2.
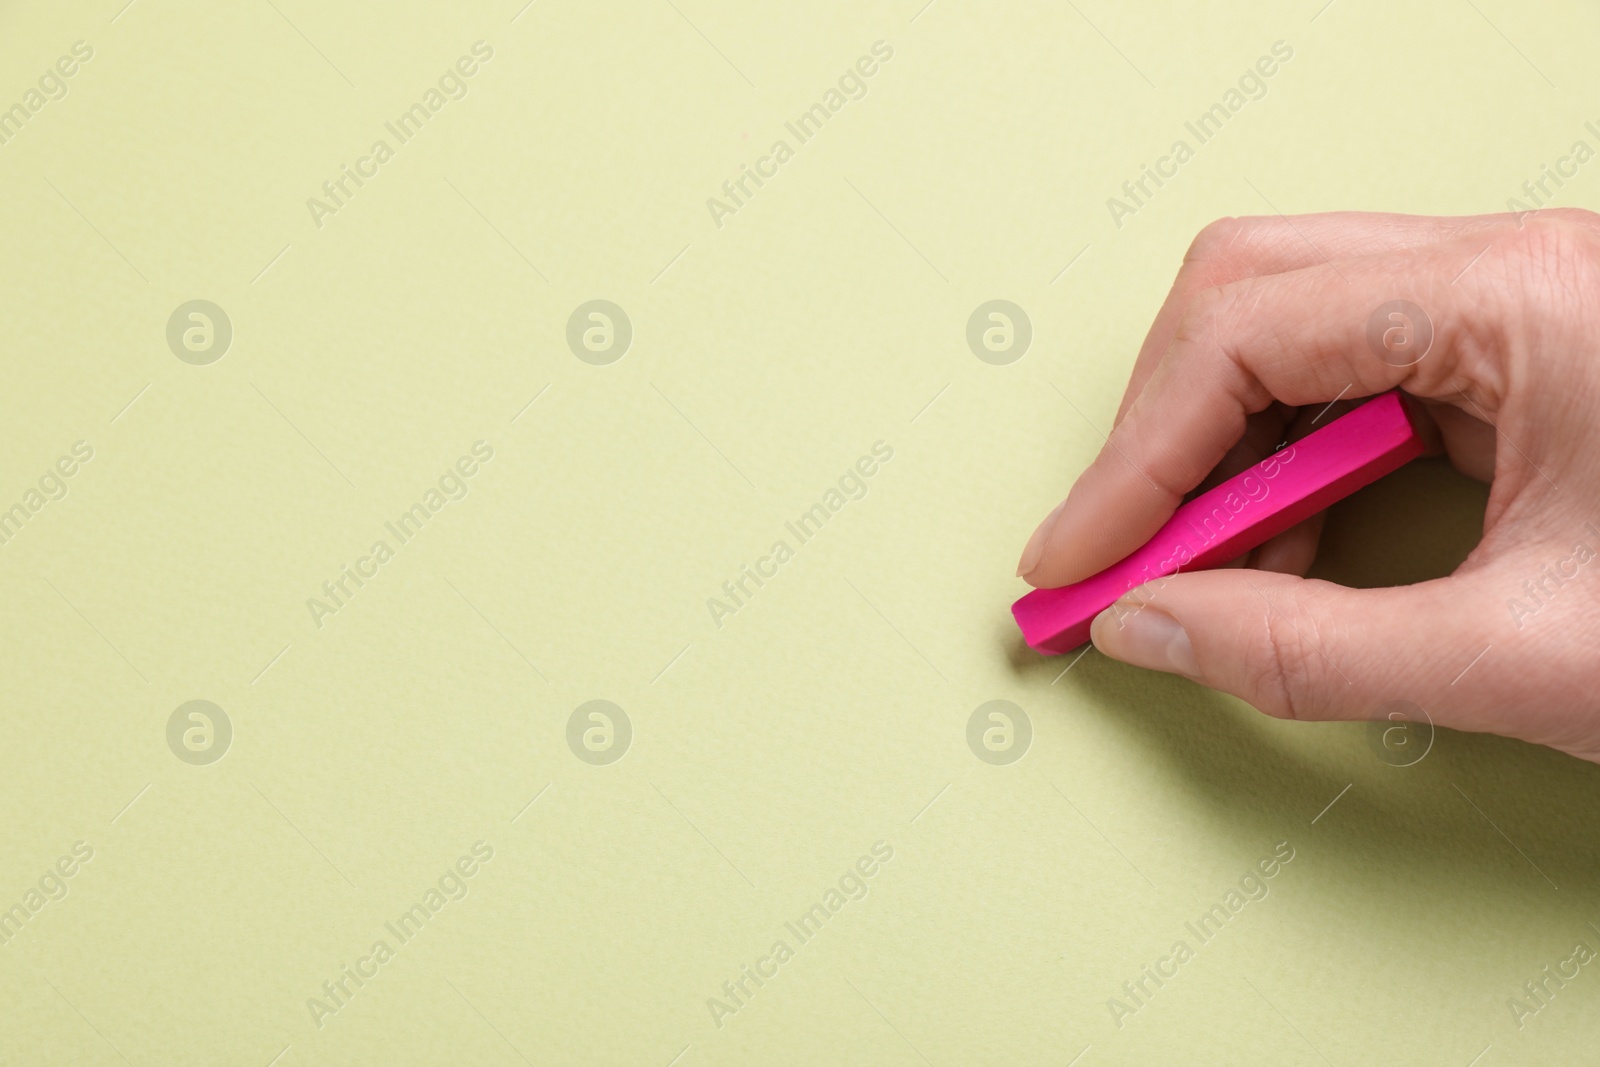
(1088, 569, 1481, 724)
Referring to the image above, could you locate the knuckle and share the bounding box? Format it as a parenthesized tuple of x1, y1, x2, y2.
(1184, 215, 1280, 272)
(1530, 206, 1600, 235)
(1173, 278, 1269, 370)
(1496, 215, 1600, 316)
(1418, 218, 1600, 405)
(1242, 584, 1334, 721)
(1185, 217, 1249, 263)
(1500, 213, 1600, 270)
(1172, 283, 1236, 348)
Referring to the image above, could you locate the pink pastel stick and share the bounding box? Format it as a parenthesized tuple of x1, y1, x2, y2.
(1012, 391, 1426, 655)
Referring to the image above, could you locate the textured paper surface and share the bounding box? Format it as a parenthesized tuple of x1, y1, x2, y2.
(2, 1, 1598, 1064)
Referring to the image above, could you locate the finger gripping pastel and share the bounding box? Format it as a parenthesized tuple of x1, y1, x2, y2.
(1012, 391, 1426, 655)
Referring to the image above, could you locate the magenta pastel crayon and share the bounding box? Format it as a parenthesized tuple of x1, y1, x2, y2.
(1012, 391, 1427, 655)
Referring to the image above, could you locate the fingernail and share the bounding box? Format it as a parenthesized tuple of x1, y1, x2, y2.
(1017, 500, 1067, 577)
(1091, 603, 1201, 679)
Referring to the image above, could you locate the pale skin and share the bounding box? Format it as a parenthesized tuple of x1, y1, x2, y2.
(1015, 210, 1600, 763)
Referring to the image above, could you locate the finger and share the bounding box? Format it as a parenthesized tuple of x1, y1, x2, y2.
(1024, 217, 1511, 586)
(1087, 568, 1486, 726)
(1426, 400, 1495, 482)
(1232, 404, 1352, 576)
(1249, 513, 1324, 575)
(1190, 402, 1293, 494)
(1190, 394, 1351, 498)
(1112, 212, 1533, 428)
(1023, 228, 1517, 589)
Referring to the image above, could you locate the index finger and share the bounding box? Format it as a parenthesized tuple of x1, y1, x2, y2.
(1025, 229, 1509, 589)
(1112, 212, 1523, 428)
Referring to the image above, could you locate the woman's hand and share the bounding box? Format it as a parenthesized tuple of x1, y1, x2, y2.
(1016, 210, 1600, 762)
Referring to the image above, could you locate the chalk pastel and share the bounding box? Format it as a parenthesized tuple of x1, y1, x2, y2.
(1012, 391, 1426, 655)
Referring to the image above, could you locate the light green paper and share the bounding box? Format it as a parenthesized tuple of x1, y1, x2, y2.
(1, 1, 1597, 1063)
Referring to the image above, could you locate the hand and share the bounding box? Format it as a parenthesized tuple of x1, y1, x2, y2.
(1016, 210, 1600, 763)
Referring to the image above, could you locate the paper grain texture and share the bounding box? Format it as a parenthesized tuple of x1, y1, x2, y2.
(1, 1, 1597, 1063)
